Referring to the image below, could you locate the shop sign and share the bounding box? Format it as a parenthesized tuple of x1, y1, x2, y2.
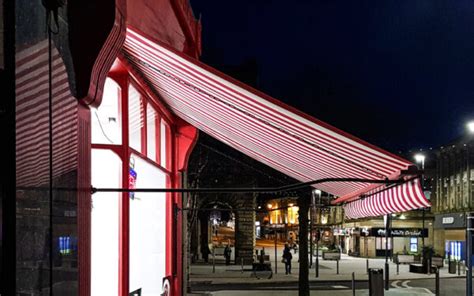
(333, 228, 348, 236)
(269, 224, 285, 228)
(434, 213, 465, 229)
(369, 228, 428, 237)
(442, 217, 454, 224)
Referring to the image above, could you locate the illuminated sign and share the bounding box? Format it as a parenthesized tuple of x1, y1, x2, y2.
(370, 228, 428, 237)
(442, 217, 454, 224)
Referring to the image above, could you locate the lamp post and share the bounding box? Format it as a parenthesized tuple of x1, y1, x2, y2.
(314, 189, 321, 277)
(414, 153, 426, 250)
(466, 120, 474, 296)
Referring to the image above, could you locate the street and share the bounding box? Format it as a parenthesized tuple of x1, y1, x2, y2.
(191, 277, 471, 295)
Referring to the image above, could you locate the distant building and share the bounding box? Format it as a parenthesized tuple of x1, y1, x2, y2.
(431, 136, 474, 260)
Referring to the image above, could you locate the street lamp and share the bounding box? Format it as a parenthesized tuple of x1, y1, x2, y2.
(466, 120, 474, 296)
(467, 120, 474, 134)
(414, 153, 426, 250)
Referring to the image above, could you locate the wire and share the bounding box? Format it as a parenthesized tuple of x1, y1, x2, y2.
(47, 13, 54, 296)
(93, 110, 115, 144)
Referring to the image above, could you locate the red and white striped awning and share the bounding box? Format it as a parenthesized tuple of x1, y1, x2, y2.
(121, 27, 430, 215)
(344, 179, 430, 219)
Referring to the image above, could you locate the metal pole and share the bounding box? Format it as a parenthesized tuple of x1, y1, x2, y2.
(352, 272, 356, 296)
(310, 192, 315, 269)
(397, 261, 399, 275)
(422, 208, 425, 249)
(336, 259, 339, 274)
(316, 230, 319, 278)
(385, 214, 390, 291)
(421, 160, 425, 250)
(241, 257, 244, 273)
(212, 247, 215, 273)
(458, 260, 461, 276)
(274, 230, 278, 274)
(366, 236, 369, 274)
(466, 213, 473, 296)
(435, 267, 440, 296)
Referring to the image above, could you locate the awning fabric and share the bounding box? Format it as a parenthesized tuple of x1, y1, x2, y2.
(344, 179, 430, 219)
(121, 27, 430, 216)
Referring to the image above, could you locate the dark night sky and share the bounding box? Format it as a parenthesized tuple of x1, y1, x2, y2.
(190, 0, 474, 154)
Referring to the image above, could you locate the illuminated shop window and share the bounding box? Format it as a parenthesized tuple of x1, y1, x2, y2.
(91, 149, 122, 296)
(129, 84, 144, 152)
(92, 78, 122, 144)
(129, 154, 167, 294)
(147, 104, 158, 162)
(160, 119, 169, 168)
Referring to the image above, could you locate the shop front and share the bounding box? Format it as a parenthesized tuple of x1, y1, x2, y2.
(434, 213, 467, 261)
(369, 228, 428, 257)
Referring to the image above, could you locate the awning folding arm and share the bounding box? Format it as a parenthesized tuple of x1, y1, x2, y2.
(91, 176, 418, 195)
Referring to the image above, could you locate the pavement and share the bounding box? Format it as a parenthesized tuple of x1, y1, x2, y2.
(189, 249, 466, 295)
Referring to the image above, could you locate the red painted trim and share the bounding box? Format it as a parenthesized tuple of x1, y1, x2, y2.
(118, 75, 130, 296)
(176, 118, 199, 172)
(91, 143, 123, 157)
(82, 5, 126, 107)
(169, 0, 201, 58)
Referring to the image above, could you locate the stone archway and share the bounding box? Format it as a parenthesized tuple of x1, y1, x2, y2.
(192, 194, 256, 265)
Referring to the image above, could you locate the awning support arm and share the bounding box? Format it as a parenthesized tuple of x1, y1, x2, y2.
(91, 176, 416, 195)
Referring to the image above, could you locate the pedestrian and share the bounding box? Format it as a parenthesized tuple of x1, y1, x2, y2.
(259, 248, 266, 264)
(201, 243, 210, 263)
(282, 243, 293, 275)
(224, 243, 232, 266)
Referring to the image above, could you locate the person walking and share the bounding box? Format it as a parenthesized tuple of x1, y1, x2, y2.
(224, 244, 232, 266)
(282, 244, 293, 275)
(201, 243, 210, 263)
(259, 248, 266, 264)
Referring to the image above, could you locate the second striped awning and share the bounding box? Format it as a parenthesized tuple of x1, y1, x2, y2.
(343, 179, 430, 219)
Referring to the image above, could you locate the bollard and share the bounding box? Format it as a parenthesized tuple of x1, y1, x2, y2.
(212, 248, 215, 273)
(315, 250, 319, 278)
(352, 272, 356, 296)
(366, 258, 369, 274)
(241, 257, 244, 274)
(435, 267, 440, 296)
(336, 259, 339, 275)
(427, 258, 431, 275)
(463, 261, 466, 275)
(397, 261, 399, 275)
(458, 260, 461, 276)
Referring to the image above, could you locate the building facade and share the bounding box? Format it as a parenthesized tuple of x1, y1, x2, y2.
(432, 137, 474, 260)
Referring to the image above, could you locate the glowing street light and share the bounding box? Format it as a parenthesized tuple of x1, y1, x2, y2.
(267, 203, 273, 209)
(414, 154, 425, 169)
(467, 121, 474, 134)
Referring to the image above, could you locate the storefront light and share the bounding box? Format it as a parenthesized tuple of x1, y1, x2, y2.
(267, 204, 273, 209)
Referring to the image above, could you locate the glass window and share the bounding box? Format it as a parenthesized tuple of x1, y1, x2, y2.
(147, 104, 158, 162)
(410, 237, 418, 252)
(92, 78, 122, 144)
(160, 119, 168, 168)
(91, 149, 122, 296)
(129, 154, 167, 294)
(129, 85, 144, 152)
